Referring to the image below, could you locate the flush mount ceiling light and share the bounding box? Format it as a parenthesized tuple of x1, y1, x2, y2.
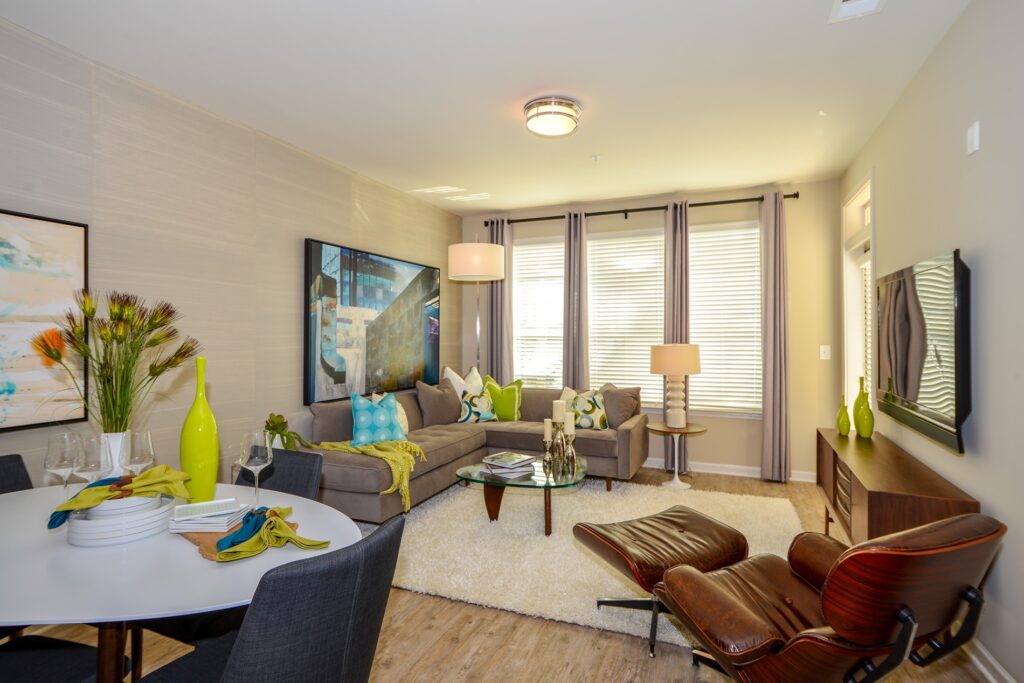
(828, 0, 886, 23)
(524, 96, 581, 137)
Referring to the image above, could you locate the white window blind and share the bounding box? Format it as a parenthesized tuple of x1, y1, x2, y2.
(511, 238, 564, 388)
(587, 231, 665, 405)
(688, 222, 763, 413)
(860, 259, 873, 393)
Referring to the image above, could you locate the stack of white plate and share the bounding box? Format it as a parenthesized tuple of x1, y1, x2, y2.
(67, 496, 173, 547)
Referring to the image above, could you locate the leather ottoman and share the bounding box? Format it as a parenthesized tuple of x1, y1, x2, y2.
(573, 505, 748, 655)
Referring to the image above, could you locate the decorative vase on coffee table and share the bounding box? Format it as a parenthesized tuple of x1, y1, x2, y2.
(180, 357, 219, 501)
(835, 395, 851, 437)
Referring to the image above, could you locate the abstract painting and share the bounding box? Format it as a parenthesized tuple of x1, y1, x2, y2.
(304, 238, 440, 405)
(0, 209, 88, 432)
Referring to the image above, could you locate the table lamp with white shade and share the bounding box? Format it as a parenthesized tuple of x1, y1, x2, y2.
(650, 344, 701, 428)
(448, 242, 505, 369)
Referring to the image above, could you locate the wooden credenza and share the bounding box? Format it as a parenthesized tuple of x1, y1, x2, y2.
(816, 428, 979, 544)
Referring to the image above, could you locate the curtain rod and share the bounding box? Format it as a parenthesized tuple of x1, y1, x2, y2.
(505, 192, 799, 225)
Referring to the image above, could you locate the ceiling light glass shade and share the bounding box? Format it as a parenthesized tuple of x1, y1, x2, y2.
(524, 97, 581, 137)
(650, 344, 701, 376)
(448, 243, 505, 281)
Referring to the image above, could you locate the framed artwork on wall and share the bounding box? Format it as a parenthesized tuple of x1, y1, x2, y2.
(0, 209, 88, 432)
(303, 238, 440, 405)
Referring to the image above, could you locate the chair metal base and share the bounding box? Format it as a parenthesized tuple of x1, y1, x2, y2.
(596, 597, 670, 657)
(911, 587, 983, 667)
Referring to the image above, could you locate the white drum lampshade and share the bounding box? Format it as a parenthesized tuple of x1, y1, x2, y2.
(650, 344, 701, 428)
(447, 243, 505, 282)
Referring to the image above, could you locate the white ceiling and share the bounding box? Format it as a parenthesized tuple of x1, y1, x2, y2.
(0, 0, 969, 215)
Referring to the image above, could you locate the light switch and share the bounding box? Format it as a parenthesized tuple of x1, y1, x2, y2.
(967, 121, 981, 155)
(819, 345, 832, 361)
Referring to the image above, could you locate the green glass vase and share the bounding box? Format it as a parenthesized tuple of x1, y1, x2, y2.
(852, 376, 868, 419)
(180, 357, 219, 501)
(836, 394, 851, 436)
(855, 402, 875, 439)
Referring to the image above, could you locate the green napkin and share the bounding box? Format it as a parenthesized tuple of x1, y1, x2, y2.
(216, 506, 330, 562)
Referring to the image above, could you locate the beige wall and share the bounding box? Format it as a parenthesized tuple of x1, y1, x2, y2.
(461, 178, 841, 477)
(842, 0, 1023, 676)
(0, 20, 462, 483)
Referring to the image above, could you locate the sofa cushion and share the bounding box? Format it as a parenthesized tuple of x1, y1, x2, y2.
(572, 427, 619, 459)
(482, 421, 546, 452)
(458, 391, 497, 423)
(351, 393, 405, 445)
(561, 388, 610, 430)
(416, 379, 461, 426)
(316, 423, 486, 494)
(443, 366, 484, 399)
(483, 375, 523, 421)
(599, 384, 642, 428)
(520, 388, 562, 422)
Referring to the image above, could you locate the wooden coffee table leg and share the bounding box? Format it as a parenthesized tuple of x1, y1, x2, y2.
(483, 484, 505, 521)
(96, 621, 126, 683)
(544, 488, 552, 536)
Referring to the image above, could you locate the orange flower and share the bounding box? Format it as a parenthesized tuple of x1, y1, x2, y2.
(31, 328, 65, 367)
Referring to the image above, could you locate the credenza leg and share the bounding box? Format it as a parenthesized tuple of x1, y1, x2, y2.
(824, 507, 830, 535)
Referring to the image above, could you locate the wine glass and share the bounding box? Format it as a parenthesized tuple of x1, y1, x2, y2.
(45, 433, 80, 497)
(124, 430, 156, 476)
(75, 436, 112, 487)
(239, 431, 273, 507)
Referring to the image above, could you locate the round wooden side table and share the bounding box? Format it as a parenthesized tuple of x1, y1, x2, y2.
(646, 420, 708, 490)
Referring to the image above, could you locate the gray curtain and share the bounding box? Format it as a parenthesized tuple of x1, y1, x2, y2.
(878, 276, 927, 401)
(563, 212, 589, 389)
(761, 192, 790, 482)
(486, 218, 514, 385)
(665, 202, 689, 470)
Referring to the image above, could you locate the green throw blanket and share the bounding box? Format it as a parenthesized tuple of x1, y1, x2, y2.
(315, 440, 425, 512)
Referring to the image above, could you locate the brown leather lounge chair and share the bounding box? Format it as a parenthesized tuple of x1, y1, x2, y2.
(654, 513, 1006, 682)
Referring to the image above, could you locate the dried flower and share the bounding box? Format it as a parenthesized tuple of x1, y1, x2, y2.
(31, 328, 64, 367)
(75, 289, 96, 319)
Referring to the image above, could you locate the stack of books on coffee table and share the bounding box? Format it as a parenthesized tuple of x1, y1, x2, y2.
(482, 452, 537, 479)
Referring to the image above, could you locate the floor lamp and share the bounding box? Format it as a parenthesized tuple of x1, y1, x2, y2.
(448, 242, 505, 370)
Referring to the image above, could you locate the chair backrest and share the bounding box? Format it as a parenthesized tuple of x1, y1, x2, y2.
(220, 516, 404, 683)
(235, 449, 323, 500)
(821, 513, 1006, 646)
(0, 454, 33, 494)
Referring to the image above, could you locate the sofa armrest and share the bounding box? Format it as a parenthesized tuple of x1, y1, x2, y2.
(615, 412, 649, 479)
(788, 532, 848, 591)
(654, 565, 784, 666)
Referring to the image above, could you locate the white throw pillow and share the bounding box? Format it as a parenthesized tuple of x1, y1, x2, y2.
(443, 366, 484, 399)
(371, 393, 410, 434)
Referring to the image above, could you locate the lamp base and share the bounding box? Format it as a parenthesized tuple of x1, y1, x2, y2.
(664, 376, 687, 429)
(665, 409, 687, 429)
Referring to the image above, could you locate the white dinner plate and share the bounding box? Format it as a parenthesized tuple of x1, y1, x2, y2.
(68, 514, 170, 539)
(87, 497, 160, 518)
(74, 496, 173, 529)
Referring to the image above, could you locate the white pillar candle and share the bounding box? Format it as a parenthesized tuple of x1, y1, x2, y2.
(543, 418, 552, 441)
(564, 419, 575, 436)
(552, 400, 566, 423)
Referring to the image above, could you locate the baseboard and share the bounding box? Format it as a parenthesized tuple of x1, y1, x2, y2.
(641, 457, 815, 483)
(967, 640, 1015, 683)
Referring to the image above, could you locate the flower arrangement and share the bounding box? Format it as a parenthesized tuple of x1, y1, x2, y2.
(31, 290, 201, 432)
(264, 413, 310, 450)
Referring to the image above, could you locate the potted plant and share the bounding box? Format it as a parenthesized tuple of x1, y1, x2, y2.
(32, 290, 200, 474)
(264, 413, 310, 450)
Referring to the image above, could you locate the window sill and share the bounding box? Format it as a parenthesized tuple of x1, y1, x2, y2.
(641, 406, 762, 421)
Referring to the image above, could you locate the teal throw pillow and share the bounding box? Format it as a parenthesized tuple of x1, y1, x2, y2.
(459, 391, 497, 423)
(352, 392, 406, 445)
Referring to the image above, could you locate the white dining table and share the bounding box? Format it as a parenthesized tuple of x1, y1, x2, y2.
(0, 483, 362, 682)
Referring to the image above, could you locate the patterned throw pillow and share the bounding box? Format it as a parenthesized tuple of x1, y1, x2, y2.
(483, 375, 523, 422)
(560, 387, 609, 430)
(458, 391, 497, 423)
(443, 367, 484, 401)
(351, 393, 406, 446)
(372, 393, 410, 433)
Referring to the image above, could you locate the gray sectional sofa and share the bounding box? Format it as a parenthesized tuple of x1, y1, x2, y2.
(306, 384, 649, 523)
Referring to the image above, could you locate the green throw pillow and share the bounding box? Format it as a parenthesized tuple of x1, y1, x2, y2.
(483, 376, 523, 422)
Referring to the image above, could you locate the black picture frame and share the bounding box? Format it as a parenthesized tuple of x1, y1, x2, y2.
(303, 238, 441, 406)
(0, 208, 89, 433)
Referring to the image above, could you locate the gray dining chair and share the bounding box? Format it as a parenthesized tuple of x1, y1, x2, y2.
(234, 448, 323, 500)
(141, 515, 404, 683)
(0, 453, 33, 495)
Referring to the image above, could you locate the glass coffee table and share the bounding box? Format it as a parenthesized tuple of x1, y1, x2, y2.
(456, 457, 587, 536)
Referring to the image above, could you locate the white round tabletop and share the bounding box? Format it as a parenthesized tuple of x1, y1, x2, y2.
(0, 483, 362, 626)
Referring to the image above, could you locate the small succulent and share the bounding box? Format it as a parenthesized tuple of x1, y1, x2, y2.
(264, 413, 309, 450)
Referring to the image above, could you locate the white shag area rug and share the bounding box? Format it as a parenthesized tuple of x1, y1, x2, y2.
(391, 479, 804, 647)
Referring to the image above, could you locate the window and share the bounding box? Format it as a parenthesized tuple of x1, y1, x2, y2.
(511, 238, 564, 388)
(587, 230, 665, 405)
(860, 259, 873, 394)
(687, 222, 763, 413)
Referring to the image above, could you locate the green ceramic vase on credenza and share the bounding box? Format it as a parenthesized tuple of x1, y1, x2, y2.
(836, 394, 851, 436)
(180, 356, 219, 501)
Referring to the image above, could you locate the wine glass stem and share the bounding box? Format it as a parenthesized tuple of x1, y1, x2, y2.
(254, 470, 260, 508)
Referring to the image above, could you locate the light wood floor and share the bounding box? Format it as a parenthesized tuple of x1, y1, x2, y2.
(26, 471, 985, 682)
